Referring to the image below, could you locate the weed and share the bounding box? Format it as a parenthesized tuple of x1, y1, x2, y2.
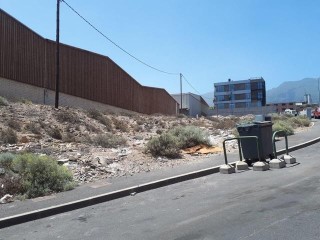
(0, 128, 18, 144)
(87, 109, 113, 131)
(91, 133, 127, 148)
(7, 118, 22, 131)
(0, 96, 9, 106)
(46, 127, 62, 140)
(25, 122, 41, 134)
(146, 133, 180, 158)
(146, 126, 210, 158)
(0, 152, 15, 169)
(112, 117, 128, 132)
(11, 153, 75, 198)
(56, 109, 79, 124)
(169, 126, 210, 149)
(272, 120, 294, 136)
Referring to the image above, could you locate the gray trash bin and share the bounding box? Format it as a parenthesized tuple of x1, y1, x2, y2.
(237, 121, 274, 164)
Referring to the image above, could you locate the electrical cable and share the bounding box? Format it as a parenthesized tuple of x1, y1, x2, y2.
(61, 0, 179, 75)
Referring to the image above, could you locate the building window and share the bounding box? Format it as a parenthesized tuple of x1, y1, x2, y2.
(246, 102, 251, 108)
(257, 92, 263, 100)
(230, 103, 235, 109)
(246, 93, 251, 99)
(217, 103, 224, 109)
(229, 85, 234, 91)
(245, 83, 250, 90)
(215, 86, 223, 92)
(257, 82, 263, 89)
(257, 101, 262, 107)
(216, 95, 224, 101)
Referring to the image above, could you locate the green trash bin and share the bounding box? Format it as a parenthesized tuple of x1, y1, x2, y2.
(237, 121, 274, 164)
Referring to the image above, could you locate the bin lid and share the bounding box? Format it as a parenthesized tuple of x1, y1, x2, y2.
(237, 121, 272, 129)
(252, 121, 273, 126)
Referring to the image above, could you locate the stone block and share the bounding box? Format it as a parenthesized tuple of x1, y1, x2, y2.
(282, 154, 296, 164)
(236, 161, 249, 171)
(269, 158, 286, 169)
(220, 164, 235, 174)
(253, 161, 269, 171)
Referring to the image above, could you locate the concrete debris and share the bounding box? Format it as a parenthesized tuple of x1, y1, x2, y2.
(0, 194, 13, 204)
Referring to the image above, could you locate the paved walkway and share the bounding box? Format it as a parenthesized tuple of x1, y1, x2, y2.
(1, 119, 319, 218)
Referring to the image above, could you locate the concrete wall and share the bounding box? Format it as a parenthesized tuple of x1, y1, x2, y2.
(0, 77, 135, 114)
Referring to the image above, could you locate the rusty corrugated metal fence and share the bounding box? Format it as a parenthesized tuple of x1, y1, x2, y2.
(0, 9, 178, 115)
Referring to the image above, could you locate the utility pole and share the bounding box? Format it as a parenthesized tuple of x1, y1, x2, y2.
(55, 0, 60, 108)
(180, 73, 183, 113)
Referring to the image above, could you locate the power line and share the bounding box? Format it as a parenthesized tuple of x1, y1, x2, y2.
(61, 0, 179, 75)
(181, 74, 213, 103)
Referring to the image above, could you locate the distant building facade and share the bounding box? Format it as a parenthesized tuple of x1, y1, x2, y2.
(171, 93, 209, 117)
(214, 77, 266, 111)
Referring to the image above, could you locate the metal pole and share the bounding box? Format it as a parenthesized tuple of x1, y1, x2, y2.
(55, 0, 60, 108)
(180, 73, 182, 113)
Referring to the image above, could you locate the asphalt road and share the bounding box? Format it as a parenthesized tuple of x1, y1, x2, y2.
(1, 140, 320, 240)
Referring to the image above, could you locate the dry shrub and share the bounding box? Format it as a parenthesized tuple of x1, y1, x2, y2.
(46, 127, 62, 140)
(112, 117, 128, 132)
(0, 96, 9, 106)
(25, 122, 41, 134)
(91, 133, 127, 148)
(56, 109, 79, 124)
(7, 118, 22, 132)
(87, 109, 113, 131)
(0, 128, 18, 144)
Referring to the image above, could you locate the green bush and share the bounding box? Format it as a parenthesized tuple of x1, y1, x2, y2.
(0, 96, 9, 106)
(169, 126, 210, 149)
(0, 152, 15, 169)
(91, 133, 127, 148)
(0, 128, 18, 144)
(146, 126, 210, 158)
(11, 154, 75, 198)
(272, 120, 294, 136)
(146, 133, 180, 158)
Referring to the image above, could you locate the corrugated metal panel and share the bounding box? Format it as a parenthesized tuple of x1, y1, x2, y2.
(0, 9, 178, 115)
(0, 9, 45, 87)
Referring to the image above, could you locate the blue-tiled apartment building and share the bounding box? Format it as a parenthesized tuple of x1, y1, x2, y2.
(214, 77, 266, 110)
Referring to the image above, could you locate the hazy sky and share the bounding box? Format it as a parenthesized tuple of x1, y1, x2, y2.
(1, 0, 319, 95)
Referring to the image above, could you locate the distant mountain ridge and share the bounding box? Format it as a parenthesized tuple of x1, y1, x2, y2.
(266, 78, 319, 103)
(201, 77, 320, 105)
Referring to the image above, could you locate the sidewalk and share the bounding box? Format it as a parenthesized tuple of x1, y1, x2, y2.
(1, 120, 319, 219)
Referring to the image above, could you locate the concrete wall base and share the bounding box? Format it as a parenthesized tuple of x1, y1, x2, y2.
(0, 77, 136, 115)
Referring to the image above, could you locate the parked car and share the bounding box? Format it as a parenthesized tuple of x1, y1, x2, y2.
(312, 107, 320, 119)
(284, 109, 297, 116)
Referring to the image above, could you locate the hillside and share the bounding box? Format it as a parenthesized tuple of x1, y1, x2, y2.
(266, 78, 320, 103)
(0, 97, 244, 185)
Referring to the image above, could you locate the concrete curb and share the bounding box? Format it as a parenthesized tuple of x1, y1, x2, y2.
(1, 136, 320, 229)
(0, 165, 227, 229)
(277, 136, 320, 155)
